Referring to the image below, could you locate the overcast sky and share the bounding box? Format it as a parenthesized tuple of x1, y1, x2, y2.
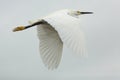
(0, 0, 120, 80)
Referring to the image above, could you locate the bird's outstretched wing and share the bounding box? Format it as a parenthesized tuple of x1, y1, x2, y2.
(37, 23, 63, 69)
(59, 25, 86, 56)
(44, 14, 86, 56)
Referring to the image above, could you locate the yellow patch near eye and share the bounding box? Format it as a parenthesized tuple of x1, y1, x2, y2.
(77, 11, 80, 13)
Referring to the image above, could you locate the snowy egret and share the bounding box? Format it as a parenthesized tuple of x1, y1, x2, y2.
(13, 9, 93, 69)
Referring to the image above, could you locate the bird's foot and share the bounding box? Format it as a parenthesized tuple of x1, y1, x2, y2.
(13, 26, 25, 32)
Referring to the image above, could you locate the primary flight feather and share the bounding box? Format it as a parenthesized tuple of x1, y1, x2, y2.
(13, 9, 93, 69)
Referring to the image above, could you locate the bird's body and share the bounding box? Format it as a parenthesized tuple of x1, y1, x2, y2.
(13, 9, 93, 69)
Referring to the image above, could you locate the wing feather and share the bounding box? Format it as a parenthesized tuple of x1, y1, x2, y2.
(30, 10, 87, 70)
(37, 23, 63, 69)
(43, 14, 87, 57)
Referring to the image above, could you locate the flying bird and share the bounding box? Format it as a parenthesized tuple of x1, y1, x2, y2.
(13, 9, 93, 69)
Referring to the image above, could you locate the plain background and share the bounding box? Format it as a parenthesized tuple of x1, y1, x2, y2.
(0, 0, 120, 80)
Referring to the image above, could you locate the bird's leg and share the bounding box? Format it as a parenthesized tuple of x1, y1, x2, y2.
(13, 21, 46, 32)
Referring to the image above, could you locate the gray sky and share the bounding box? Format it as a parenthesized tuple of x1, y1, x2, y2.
(0, 0, 120, 80)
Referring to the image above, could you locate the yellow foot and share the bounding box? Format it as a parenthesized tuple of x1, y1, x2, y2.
(13, 26, 25, 32)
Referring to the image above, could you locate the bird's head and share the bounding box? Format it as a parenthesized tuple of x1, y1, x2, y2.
(68, 10, 93, 17)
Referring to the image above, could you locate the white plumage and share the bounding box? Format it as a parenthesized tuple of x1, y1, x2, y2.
(36, 9, 86, 69)
(37, 23, 63, 69)
(13, 9, 93, 70)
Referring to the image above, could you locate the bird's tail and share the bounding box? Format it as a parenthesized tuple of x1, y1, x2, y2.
(28, 19, 41, 25)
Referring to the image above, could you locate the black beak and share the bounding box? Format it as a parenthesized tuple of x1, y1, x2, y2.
(80, 12, 93, 14)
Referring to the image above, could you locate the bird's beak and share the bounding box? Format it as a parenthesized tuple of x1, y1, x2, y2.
(80, 12, 93, 15)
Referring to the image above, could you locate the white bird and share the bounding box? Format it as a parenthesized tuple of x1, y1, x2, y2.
(13, 9, 93, 70)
